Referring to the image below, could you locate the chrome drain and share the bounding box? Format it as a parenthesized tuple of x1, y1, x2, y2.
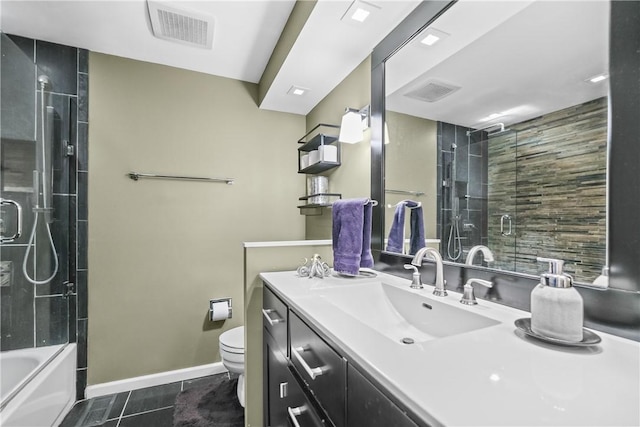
(401, 337, 415, 345)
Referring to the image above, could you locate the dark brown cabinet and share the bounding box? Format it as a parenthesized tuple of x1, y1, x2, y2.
(289, 311, 346, 427)
(347, 365, 418, 427)
(264, 331, 324, 427)
(263, 283, 426, 427)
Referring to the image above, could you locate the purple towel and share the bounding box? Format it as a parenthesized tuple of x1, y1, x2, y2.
(386, 203, 405, 253)
(386, 200, 425, 255)
(409, 204, 425, 255)
(332, 198, 374, 276)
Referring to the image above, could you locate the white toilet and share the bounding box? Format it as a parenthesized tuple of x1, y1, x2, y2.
(219, 326, 245, 407)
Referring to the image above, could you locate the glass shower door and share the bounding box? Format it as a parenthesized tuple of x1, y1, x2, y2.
(485, 129, 518, 272)
(1, 33, 71, 352)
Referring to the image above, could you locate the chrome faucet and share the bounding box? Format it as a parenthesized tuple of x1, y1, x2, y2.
(411, 247, 446, 296)
(465, 245, 495, 266)
(403, 264, 423, 289)
(460, 278, 493, 305)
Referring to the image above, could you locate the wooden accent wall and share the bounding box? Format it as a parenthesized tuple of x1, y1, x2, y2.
(488, 97, 607, 282)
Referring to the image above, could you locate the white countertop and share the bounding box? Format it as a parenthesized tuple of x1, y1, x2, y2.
(261, 270, 640, 427)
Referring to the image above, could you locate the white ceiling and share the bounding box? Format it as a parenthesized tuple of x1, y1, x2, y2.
(386, 0, 610, 128)
(0, 0, 296, 84)
(0, 1, 611, 122)
(0, 0, 421, 115)
(258, 0, 420, 114)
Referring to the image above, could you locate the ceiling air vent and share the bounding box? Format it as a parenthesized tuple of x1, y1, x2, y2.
(404, 80, 461, 103)
(147, 1, 214, 49)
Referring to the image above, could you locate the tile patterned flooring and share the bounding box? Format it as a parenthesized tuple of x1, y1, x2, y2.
(60, 374, 230, 427)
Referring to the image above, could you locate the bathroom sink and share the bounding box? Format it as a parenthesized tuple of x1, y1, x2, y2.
(316, 282, 500, 344)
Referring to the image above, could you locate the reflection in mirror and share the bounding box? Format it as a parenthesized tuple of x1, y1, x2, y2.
(383, 1, 608, 284)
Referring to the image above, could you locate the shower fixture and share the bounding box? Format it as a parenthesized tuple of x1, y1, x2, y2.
(466, 122, 510, 136)
(22, 75, 59, 285)
(446, 143, 463, 261)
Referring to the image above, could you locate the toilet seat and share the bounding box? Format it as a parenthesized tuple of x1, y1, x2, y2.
(220, 326, 245, 353)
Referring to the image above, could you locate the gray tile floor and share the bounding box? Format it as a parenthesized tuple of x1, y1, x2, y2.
(60, 374, 228, 427)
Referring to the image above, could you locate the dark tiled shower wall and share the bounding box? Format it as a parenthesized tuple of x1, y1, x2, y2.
(436, 122, 489, 263)
(0, 34, 89, 399)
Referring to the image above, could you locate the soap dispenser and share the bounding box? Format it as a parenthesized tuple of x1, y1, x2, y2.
(531, 257, 584, 342)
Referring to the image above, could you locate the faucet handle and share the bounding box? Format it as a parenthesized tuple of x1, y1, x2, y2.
(460, 278, 493, 305)
(403, 264, 423, 289)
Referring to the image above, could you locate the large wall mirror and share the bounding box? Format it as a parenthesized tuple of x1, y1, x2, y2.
(377, 0, 610, 286)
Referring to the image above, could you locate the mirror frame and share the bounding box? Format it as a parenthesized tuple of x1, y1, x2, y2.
(370, 0, 640, 292)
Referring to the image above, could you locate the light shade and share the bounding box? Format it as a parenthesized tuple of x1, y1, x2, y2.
(339, 111, 364, 144)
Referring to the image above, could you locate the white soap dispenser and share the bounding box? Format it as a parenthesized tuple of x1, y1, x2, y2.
(531, 257, 584, 342)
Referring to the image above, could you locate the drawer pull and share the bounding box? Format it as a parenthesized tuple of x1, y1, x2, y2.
(287, 405, 306, 427)
(292, 346, 325, 379)
(279, 382, 288, 399)
(262, 308, 284, 326)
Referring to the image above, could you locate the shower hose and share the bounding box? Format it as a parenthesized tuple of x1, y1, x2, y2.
(22, 81, 59, 285)
(22, 211, 59, 285)
(447, 216, 463, 261)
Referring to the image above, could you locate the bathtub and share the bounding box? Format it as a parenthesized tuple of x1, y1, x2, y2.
(0, 344, 76, 427)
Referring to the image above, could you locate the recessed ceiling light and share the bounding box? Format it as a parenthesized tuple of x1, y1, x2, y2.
(341, 0, 381, 24)
(421, 34, 440, 46)
(417, 27, 449, 47)
(287, 85, 308, 96)
(351, 8, 370, 22)
(586, 74, 608, 83)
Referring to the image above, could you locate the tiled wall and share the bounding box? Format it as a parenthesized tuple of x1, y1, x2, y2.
(436, 122, 489, 263)
(0, 33, 89, 399)
(488, 97, 607, 282)
(436, 98, 607, 281)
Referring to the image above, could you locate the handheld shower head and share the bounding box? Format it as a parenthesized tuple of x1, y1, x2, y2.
(38, 75, 50, 89)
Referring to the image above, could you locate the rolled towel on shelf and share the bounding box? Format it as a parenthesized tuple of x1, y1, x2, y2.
(332, 198, 374, 276)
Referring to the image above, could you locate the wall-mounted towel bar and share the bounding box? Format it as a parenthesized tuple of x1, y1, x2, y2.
(328, 199, 378, 208)
(127, 172, 234, 185)
(386, 189, 425, 196)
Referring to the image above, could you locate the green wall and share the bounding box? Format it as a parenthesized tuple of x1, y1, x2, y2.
(385, 111, 438, 249)
(88, 53, 306, 385)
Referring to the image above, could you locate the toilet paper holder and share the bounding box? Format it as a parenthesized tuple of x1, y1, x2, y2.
(209, 298, 232, 321)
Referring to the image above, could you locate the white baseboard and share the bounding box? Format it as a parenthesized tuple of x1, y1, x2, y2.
(85, 362, 227, 399)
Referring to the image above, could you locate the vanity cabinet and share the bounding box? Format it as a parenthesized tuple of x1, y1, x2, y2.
(262, 286, 288, 353)
(263, 284, 423, 427)
(289, 311, 346, 427)
(264, 331, 325, 427)
(347, 365, 418, 427)
(263, 287, 326, 427)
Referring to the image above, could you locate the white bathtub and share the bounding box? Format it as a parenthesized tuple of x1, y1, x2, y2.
(0, 344, 76, 427)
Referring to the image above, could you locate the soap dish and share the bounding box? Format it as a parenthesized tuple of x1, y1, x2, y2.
(332, 269, 378, 279)
(514, 318, 601, 347)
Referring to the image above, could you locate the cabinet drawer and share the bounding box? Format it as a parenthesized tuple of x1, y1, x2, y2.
(289, 311, 346, 427)
(347, 365, 418, 427)
(264, 331, 325, 427)
(263, 286, 288, 355)
(283, 371, 325, 427)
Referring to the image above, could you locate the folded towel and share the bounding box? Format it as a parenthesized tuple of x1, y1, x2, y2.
(386, 203, 406, 253)
(332, 198, 374, 276)
(361, 202, 374, 269)
(408, 202, 425, 255)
